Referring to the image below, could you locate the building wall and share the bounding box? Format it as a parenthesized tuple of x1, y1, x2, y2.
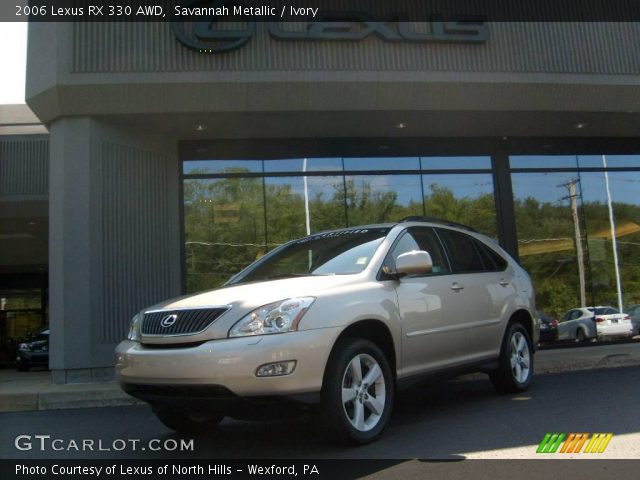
(47, 118, 181, 382)
(26, 21, 640, 126)
(70, 22, 640, 75)
(24, 20, 640, 379)
(0, 137, 48, 197)
(0, 135, 49, 267)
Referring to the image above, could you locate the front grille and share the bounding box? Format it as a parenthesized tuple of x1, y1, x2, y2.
(141, 308, 228, 335)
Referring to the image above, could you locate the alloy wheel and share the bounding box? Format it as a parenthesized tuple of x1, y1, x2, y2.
(341, 353, 386, 432)
(510, 331, 531, 384)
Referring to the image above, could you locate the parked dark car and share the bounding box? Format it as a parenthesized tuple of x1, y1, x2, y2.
(538, 311, 558, 344)
(16, 329, 49, 371)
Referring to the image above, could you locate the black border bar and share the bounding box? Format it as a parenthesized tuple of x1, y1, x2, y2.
(5, 1, 640, 22)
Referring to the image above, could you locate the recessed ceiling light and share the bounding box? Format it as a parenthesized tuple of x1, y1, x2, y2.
(194, 124, 208, 132)
(574, 122, 588, 129)
(395, 122, 407, 129)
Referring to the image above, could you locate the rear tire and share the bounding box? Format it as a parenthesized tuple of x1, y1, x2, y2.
(320, 338, 394, 444)
(154, 408, 223, 434)
(576, 329, 587, 343)
(490, 322, 533, 394)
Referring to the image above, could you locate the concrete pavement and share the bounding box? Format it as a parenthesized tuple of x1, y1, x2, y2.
(2, 365, 639, 460)
(1, 340, 639, 413)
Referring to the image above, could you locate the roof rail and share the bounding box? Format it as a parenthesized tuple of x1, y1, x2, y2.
(399, 216, 478, 232)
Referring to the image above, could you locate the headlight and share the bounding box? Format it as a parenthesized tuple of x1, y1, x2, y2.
(18, 343, 30, 351)
(127, 313, 142, 341)
(229, 297, 315, 338)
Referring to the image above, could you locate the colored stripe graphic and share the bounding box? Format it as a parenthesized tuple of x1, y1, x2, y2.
(537, 433, 613, 454)
(537, 433, 565, 453)
(584, 433, 613, 453)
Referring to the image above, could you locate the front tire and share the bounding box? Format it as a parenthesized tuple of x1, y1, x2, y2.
(576, 329, 587, 343)
(490, 322, 533, 394)
(154, 408, 223, 434)
(320, 339, 394, 444)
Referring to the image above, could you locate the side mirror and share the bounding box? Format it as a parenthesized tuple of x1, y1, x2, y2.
(394, 250, 433, 277)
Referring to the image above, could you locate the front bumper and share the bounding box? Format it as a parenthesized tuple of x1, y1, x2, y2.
(115, 327, 340, 397)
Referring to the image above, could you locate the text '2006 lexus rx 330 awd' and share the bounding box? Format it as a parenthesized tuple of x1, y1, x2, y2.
(116, 217, 538, 444)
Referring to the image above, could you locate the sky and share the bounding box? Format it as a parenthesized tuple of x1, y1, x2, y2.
(0, 22, 28, 104)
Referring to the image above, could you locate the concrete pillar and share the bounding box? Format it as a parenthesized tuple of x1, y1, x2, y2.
(48, 117, 180, 383)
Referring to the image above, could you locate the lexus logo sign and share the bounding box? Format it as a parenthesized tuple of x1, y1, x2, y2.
(160, 314, 178, 328)
(172, 1, 489, 53)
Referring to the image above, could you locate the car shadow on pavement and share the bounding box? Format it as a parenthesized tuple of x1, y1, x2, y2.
(145, 365, 640, 460)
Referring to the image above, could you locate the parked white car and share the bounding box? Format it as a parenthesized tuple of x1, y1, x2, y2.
(592, 306, 633, 340)
(558, 306, 632, 342)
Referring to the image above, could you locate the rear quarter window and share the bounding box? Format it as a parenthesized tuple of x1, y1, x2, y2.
(437, 228, 489, 273)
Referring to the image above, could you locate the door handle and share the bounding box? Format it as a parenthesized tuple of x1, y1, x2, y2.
(499, 279, 510, 287)
(451, 282, 464, 291)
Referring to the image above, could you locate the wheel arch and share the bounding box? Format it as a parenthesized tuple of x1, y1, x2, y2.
(504, 309, 535, 346)
(326, 319, 398, 382)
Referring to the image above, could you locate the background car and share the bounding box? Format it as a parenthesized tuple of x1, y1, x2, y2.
(538, 311, 558, 344)
(15, 328, 49, 371)
(591, 306, 633, 340)
(627, 304, 640, 336)
(558, 307, 632, 343)
(557, 308, 597, 342)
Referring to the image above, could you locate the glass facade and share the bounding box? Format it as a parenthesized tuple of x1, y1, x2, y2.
(183, 151, 640, 328)
(183, 156, 496, 292)
(511, 155, 640, 322)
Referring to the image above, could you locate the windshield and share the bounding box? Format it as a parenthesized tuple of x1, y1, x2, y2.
(229, 228, 390, 285)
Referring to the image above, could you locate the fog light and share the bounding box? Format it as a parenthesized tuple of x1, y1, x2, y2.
(256, 361, 296, 377)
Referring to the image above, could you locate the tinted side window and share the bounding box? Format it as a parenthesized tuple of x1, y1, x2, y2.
(475, 241, 508, 271)
(437, 229, 485, 273)
(390, 228, 450, 275)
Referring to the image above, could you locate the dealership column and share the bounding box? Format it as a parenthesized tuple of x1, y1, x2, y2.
(48, 117, 181, 383)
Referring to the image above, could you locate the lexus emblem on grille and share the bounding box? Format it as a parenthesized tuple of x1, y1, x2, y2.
(160, 314, 178, 328)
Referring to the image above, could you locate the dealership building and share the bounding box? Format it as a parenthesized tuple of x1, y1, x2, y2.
(1, 19, 639, 382)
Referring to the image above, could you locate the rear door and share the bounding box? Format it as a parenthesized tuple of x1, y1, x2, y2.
(557, 309, 580, 340)
(436, 228, 516, 360)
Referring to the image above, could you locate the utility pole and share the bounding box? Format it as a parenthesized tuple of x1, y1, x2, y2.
(560, 179, 586, 307)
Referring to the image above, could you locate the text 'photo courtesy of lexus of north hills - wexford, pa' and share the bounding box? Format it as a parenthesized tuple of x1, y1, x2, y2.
(116, 217, 538, 444)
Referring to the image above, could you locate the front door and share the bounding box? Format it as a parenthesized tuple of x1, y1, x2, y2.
(389, 227, 470, 375)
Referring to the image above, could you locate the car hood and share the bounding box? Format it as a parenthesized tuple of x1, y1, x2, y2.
(144, 274, 362, 313)
(136, 275, 367, 344)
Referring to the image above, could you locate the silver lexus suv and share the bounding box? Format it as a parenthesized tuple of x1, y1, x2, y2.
(116, 217, 538, 444)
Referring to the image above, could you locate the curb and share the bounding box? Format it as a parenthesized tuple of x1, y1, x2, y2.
(536, 353, 640, 375)
(0, 383, 143, 413)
